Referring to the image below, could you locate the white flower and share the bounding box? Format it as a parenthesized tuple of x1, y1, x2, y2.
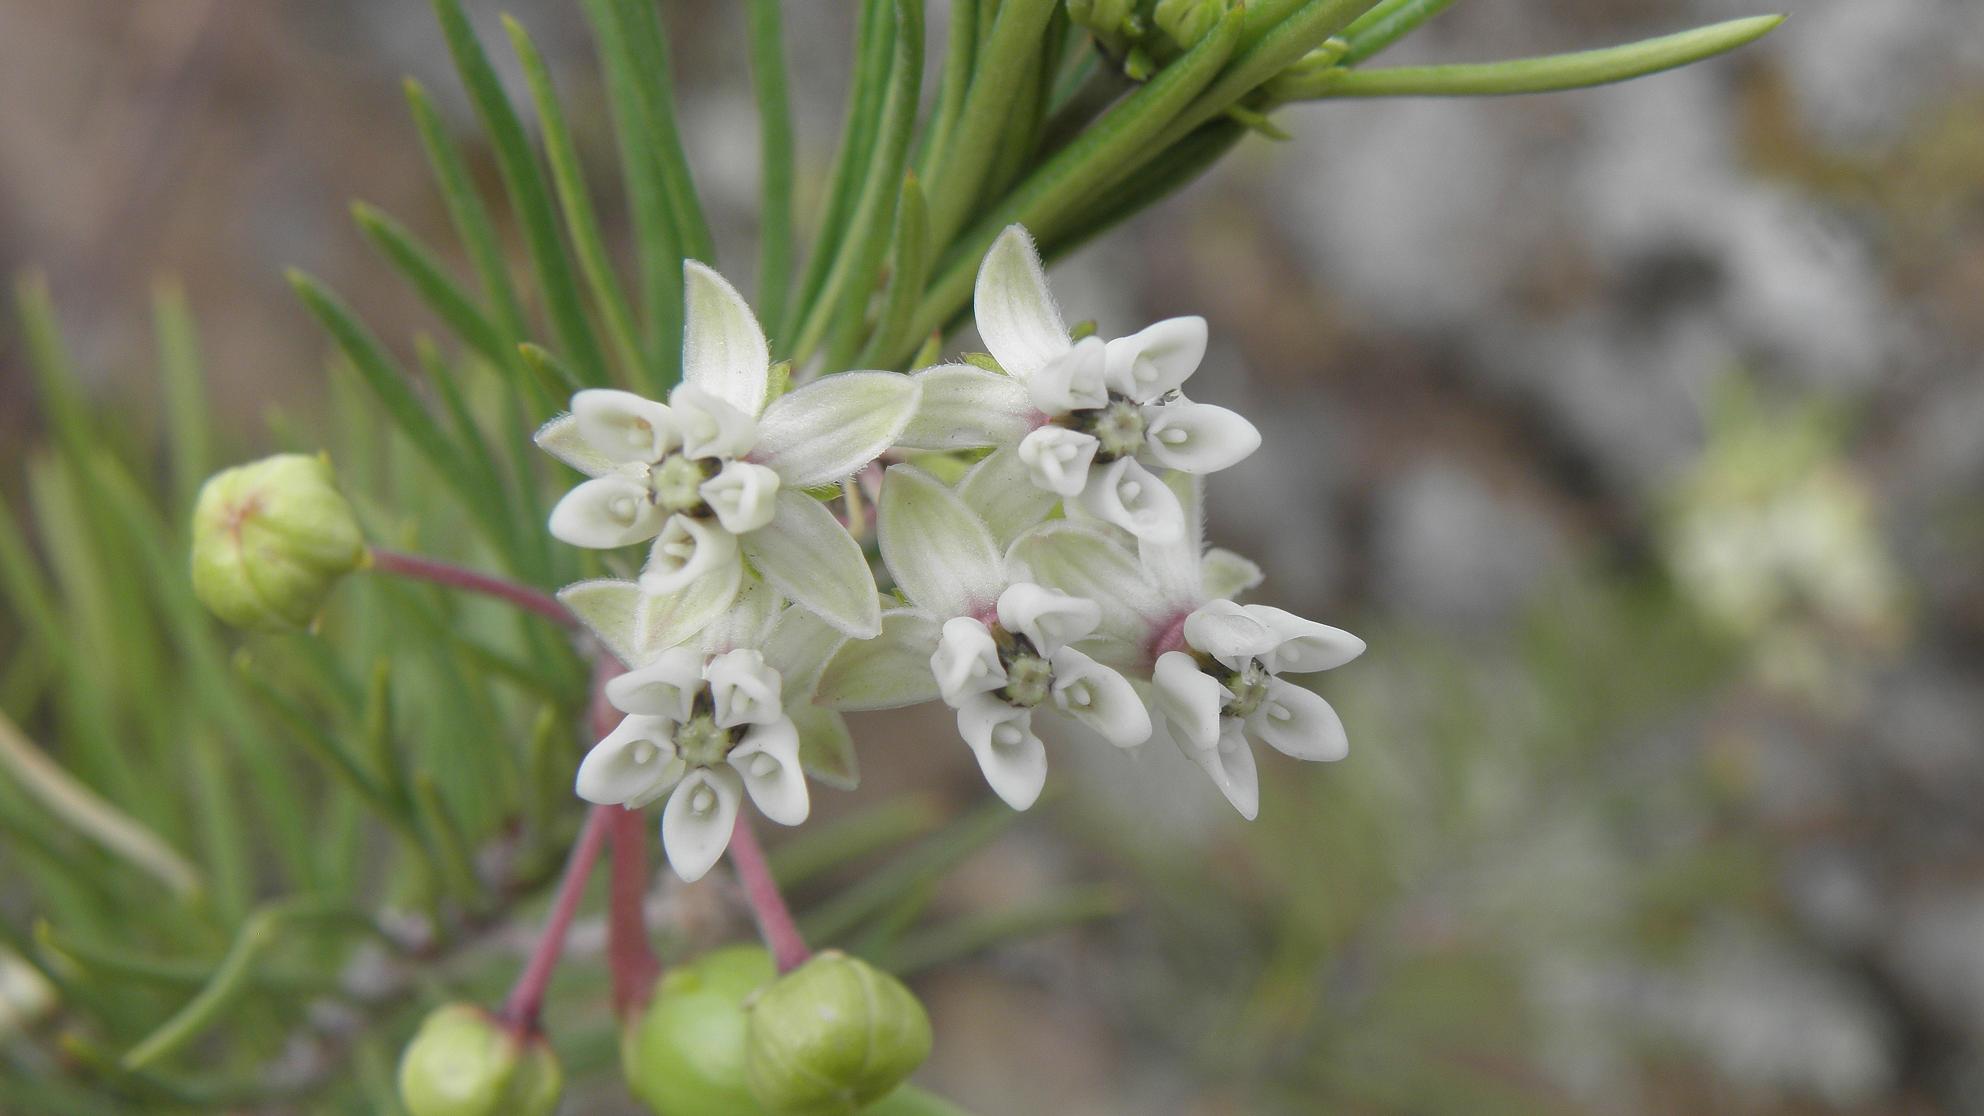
(574, 584, 859, 880)
(537, 262, 921, 640)
(815, 464, 1151, 810)
(894, 225, 1260, 542)
(1009, 477, 1361, 820)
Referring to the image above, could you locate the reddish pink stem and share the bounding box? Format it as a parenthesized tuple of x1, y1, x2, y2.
(607, 806, 661, 1017)
(502, 805, 610, 1035)
(729, 814, 811, 973)
(369, 548, 575, 627)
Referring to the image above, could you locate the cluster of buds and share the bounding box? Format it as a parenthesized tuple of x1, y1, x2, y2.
(551, 225, 1362, 879)
(1068, 0, 1235, 78)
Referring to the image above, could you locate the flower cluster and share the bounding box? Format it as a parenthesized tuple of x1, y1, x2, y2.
(545, 227, 1362, 877)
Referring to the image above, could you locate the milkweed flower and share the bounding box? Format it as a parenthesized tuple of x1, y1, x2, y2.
(815, 465, 1150, 810)
(1011, 479, 1362, 819)
(575, 582, 855, 880)
(897, 225, 1260, 543)
(537, 262, 919, 640)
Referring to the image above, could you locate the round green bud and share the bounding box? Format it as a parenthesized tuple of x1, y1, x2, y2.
(397, 1004, 562, 1116)
(191, 453, 364, 629)
(744, 951, 933, 1116)
(1153, 0, 1228, 51)
(624, 945, 778, 1116)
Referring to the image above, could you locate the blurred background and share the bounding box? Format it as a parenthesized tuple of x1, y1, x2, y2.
(3, 1, 1983, 1113)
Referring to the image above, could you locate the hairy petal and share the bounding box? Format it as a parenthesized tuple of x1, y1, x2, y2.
(877, 464, 1006, 618)
(682, 261, 771, 416)
(754, 372, 921, 487)
(741, 491, 882, 638)
(974, 225, 1070, 380)
(897, 364, 1036, 451)
(1008, 522, 1169, 641)
(959, 445, 1062, 549)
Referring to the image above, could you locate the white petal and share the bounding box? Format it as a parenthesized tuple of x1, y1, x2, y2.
(631, 563, 743, 659)
(931, 617, 1007, 705)
(668, 383, 760, 460)
(605, 647, 706, 719)
(1024, 336, 1109, 414)
(1183, 599, 1277, 670)
(1201, 547, 1264, 601)
(728, 717, 810, 826)
(1137, 471, 1207, 605)
(1006, 522, 1169, 641)
(973, 225, 1071, 381)
(1102, 316, 1207, 401)
(705, 648, 785, 729)
(695, 574, 780, 654)
(576, 715, 684, 808)
(1244, 605, 1367, 674)
(557, 579, 648, 664)
(548, 475, 664, 549)
(762, 605, 850, 704)
(681, 261, 771, 416)
(1048, 646, 1151, 748)
(954, 695, 1048, 810)
(700, 462, 781, 535)
(896, 364, 1036, 451)
(572, 388, 677, 463)
(1246, 679, 1347, 762)
(753, 372, 921, 487)
(1151, 651, 1228, 751)
(1186, 721, 1259, 820)
(1017, 427, 1099, 498)
(876, 464, 1006, 618)
(995, 582, 1099, 654)
(1142, 402, 1260, 474)
(1074, 457, 1185, 543)
(534, 413, 617, 477)
(959, 445, 1061, 549)
(660, 766, 742, 882)
(740, 491, 882, 638)
(639, 515, 741, 596)
(814, 609, 944, 710)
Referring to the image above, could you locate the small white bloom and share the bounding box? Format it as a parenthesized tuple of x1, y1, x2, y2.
(538, 262, 923, 639)
(1011, 477, 1362, 819)
(895, 225, 1260, 541)
(819, 465, 1154, 809)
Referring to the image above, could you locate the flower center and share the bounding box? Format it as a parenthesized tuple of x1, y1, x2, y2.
(650, 453, 720, 514)
(986, 625, 1056, 708)
(1221, 660, 1272, 719)
(1070, 397, 1147, 461)
(675, 712, 735, 768)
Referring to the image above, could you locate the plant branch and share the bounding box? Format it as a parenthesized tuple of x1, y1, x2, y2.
(606, 806, 661, 1017)
(501, 805, 610, 1035)
(729, 814, 812, 973)
(367, 548, 574, 627)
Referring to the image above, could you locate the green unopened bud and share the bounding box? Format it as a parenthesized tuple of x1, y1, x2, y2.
(397, 1004, 561, 1116)
(624, 945, 777, 1115)
(1153, 0, 1229, 51)
(1067, 0, 1135, 40)
(1262, 38, 1351, 100)
(744, 951, 932, 1116)
(191, 453, 364, 629)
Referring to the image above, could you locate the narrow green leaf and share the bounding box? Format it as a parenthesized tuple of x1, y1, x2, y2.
(859, 173, 930, 369)
(795, 0, 927, 367)
(429, 0, 608, 382)
(787, 0, 894, 345)
(914, 0, 977, 183)
(351, 202, 509, 367)
(411, 772, 482, 907)
(505, 16, 648, 383)
(1287, 16, 1787, 99)
(746, 0, 797, 340)
(613, 0, 716, 265)
(1339, 0, 1461, 65)
(518, 341, 585, 399)
(881, 884, 1126, 976)
(800, 801, 1019, 944)
(1150, 0, 1372, 153)
(768, 795, 942, 887)
(150, 280, 213, 516)
(1044, 120, 1247, 262)
(921, 0, 1061, 254)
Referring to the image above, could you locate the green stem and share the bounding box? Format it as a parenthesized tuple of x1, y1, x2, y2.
(920, 0, 1062, 255)
(746, 0, 796, 341)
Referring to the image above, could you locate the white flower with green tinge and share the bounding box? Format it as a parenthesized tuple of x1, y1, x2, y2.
(537, 261, 919, 641)
(1009, 478, 1361, 820)
(896, 225, 1260, 543)
(575, 584, 857, 881)
(815, 465, 1150, 811)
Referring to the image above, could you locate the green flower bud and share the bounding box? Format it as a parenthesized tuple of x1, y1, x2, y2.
(1153, 0, 1228, 51)
(744, 951, 932, 1116)
(191, 453, 364, 629)
(397, 1004, 562, 1116)
(1067, 0, 1135, 38)
(624, 945, 778, 1115)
